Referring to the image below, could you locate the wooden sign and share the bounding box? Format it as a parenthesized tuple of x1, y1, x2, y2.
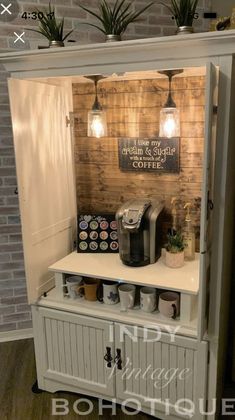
(118, 138, 180, 173)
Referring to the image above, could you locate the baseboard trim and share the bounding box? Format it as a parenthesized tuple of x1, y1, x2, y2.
(0, 328, 34, 343)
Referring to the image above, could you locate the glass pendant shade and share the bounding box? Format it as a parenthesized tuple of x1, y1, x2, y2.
(86, 75, 107, 138)
(159, 107, 180, 138)
(88, 109, 107, 138)
(158, 69, 183, 139)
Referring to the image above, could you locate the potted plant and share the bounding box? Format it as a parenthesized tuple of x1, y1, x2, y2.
(79, 0, 153, 42)
(27, 3, 73, 48)
(165, 232, 185, 268)
(162, 0, 199, 35)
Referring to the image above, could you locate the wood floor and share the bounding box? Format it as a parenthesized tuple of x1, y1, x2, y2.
(0, 339, 151, 420)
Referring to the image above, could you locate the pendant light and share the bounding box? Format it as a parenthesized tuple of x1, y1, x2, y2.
(159, 70, 183, 138)
(86, 75, 107, 138)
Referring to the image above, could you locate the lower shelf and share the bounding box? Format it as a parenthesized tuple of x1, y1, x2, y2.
(39, 287, 198, 337)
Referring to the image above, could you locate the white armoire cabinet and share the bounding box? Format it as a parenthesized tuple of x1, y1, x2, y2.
(1, 31, 235, 419)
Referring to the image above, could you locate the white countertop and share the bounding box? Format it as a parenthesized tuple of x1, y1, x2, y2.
(49, 251, 200, 295)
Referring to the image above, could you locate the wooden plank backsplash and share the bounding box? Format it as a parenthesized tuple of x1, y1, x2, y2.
(72, 76, 205, 242)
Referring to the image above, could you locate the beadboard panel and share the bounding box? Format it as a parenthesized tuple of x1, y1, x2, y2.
(35, 307, 115, 397)
(114, 323, 208, 419)
(73, 76, 205, 239)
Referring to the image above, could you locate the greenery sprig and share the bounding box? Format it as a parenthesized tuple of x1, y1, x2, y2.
(79, 0, 153, 36)
(161, 0, 199, 27)
(27, 3, 73, 42)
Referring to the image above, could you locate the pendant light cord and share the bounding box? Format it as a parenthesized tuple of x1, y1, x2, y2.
(165, 72, 176, 108)
(92, 79, 102, 111)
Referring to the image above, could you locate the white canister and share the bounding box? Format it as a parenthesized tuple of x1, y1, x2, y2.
(158, 291, 180, 319)
(118, 284, 136, 311)
(98, 281, 119, 305)
(140, 287, 157, 313)
(62, 276, 83, 299)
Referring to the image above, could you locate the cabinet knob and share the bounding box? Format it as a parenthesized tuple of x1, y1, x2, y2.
(104, 347, 113, 368)
(115, 349, 122, 370)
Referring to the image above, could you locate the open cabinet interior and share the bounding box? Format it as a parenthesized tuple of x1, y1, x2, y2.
(73, 68, 206, 236)
(8, 65, 218, 339)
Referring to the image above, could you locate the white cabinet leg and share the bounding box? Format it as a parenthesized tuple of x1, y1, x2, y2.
(55, 272, 64, 293)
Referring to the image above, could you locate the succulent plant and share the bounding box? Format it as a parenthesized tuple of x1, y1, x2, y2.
(166, 232, 185, 253)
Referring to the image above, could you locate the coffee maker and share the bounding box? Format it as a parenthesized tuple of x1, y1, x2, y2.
(116, 199, 164, 267)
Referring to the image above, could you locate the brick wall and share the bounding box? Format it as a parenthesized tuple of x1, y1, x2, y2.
(0, 0, 211, 334)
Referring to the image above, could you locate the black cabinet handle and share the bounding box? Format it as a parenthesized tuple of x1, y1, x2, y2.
(172, 304, 177, 320)
(104, 347, 113, 368)
(115, 349, 122, 370)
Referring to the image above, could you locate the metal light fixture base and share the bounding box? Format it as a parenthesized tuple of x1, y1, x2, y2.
(84, 75, 107, 84)
(158, 69, 184, 107)
(158, 69, 184, 78)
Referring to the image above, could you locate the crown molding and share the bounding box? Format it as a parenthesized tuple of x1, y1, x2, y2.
(0, 30, 235, 78)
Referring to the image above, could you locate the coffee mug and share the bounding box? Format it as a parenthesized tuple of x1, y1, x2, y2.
(97, 281, 119, 305)
(140, 287, 157, 313)
(158, 291, 180, 319)
(62, 276, 83, 299)
(118, 284, 136, 311)
(77, 278, 100, 302)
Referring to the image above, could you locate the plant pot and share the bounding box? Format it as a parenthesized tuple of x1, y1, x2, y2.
(106, 35, 121, 42)
(165, 250, 184, 269)
(176, 26, 194, 35)
(49, 40, 65, 48)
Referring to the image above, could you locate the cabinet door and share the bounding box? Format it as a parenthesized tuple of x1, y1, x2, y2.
(8, 79, 77, 304)
(115, 323, 208, 419)
(32, 306, 115, 397)
(198, 63, 218, 340)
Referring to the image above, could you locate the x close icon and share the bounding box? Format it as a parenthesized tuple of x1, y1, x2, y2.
(1, 3, 12, 15)
(14, 32, 25, 44)
(0, 0, 19, 22)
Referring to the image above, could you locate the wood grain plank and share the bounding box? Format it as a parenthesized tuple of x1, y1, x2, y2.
(73, 89, 205, 110)
(73, 76, 205, 95)
(72, 76, 204, 230)
(74, 106, 205, 124)
(74, 122, 205, 138)
(75, 137, 204, 153)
